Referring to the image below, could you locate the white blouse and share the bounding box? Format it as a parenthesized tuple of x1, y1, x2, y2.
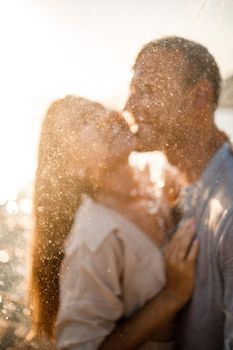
(56, 196, 173, 350)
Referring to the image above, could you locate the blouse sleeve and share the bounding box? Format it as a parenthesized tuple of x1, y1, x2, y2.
(56, 231, 124, 350)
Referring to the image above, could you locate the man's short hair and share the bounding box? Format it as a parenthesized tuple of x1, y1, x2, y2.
(135, 36, 221, 107)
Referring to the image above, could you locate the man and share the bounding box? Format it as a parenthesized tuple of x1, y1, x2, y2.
(125, 36, 233, 349)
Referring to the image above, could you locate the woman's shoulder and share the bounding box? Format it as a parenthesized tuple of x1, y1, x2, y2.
(65, 196, 163, 263)
(64, 196, 122, 255)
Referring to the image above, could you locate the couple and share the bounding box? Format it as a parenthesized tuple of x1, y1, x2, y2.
(29, 36, 233, 350)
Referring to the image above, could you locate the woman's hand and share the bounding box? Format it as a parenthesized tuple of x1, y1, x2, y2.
(163, 218, 199, 307)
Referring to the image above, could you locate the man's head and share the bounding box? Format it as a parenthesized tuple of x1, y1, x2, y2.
(125, 36, 221, 155)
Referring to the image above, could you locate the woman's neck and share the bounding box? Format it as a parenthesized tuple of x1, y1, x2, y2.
(96, 191, 166, 247)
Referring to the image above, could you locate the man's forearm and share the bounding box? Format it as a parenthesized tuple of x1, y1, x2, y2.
(99, 289, 182, 350)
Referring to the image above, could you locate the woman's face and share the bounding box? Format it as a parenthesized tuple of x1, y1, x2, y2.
(99, 155, 137, 198)
(76, 113, 136, 186)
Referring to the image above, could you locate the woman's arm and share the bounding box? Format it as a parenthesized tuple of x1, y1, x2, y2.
(99, 219, 198, 350)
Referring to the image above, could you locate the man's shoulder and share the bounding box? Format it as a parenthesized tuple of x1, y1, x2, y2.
(215, 142, 233, 188)
(202, 142, 233, 186)
(181, 143, 233, 224)
(229, 141, 233, 154)
(215, 142, 233, 165)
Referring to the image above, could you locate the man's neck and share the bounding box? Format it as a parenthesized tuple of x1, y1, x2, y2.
(167, 126, 228, 184)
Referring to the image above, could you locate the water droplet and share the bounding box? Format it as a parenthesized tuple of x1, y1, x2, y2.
(6, 200, 18, 215)
(0, 250, 9, 263)
(19, 198, 32, 214)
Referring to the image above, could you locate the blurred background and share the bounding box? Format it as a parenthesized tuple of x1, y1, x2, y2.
(0, 0, 232, 348)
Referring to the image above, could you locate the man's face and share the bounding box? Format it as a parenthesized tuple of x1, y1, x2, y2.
(125, 49, 189, 152)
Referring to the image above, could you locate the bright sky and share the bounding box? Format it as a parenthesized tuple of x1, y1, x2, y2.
(0, 0, 233, 201)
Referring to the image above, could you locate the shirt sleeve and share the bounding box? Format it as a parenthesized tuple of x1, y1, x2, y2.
(218, 212, 233, 350)
(56, 231, 124, 350)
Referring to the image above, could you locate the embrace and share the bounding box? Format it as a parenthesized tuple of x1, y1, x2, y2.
(28, 37, 233, 350)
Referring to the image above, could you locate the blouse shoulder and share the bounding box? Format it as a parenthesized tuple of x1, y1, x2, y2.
(64, 197, 120, 255)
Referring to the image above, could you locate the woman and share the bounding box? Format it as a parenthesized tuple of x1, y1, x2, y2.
(29, 95, 198, 349)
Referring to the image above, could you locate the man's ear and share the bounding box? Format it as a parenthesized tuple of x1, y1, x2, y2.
(191, 80, 213, 111)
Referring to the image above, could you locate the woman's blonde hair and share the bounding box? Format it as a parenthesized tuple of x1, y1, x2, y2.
(28, 96, 113, 338)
